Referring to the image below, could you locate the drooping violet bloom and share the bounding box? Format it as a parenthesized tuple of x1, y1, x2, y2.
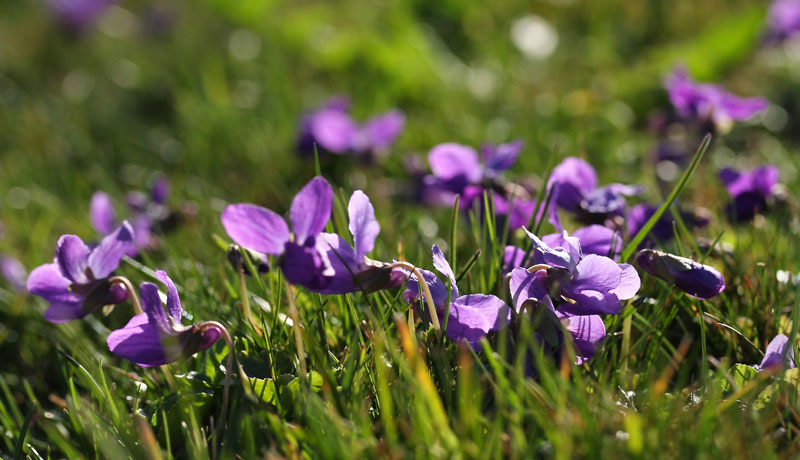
(635, 249, 725, 299)
(221, 177, 335, 291)
(504, 224, 622, 272)
(46, 0, 113, 31)
(297, 97, 405, 158)
(510, 228, 641, 316)
(26, 223, 135, 323)
(757, 334, 796, 371)
(107, 270, 221, 367)
(0, 257, 27, 292)
(402, 245, 511, 347)
(664, 68, 768, 128)
(626, 203, 711, 247)
(765, 0, 800, 43)
(719, 165, 781, 222)
(547, 157, 641, 223)
(315, 191, 405, 294)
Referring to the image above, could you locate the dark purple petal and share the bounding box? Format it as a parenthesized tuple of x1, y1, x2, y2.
(281, 240, 333, 291)
(289, 177, 333, 245)
(55, 235, 91, 284)
(428, 143, 483, 186)
(151, 176, 170, 204)
(635, 249, 725, 299)
(309, 109, 358, 153)
(580, 184, 640, 216)
(43, 302, 88, 323)
(90, 192, 117, 235)
(348, 191, 380, 262)
(445, 294, 511, 347)
(547, 157, 598, 212)
(509, 267, 554, 313)
(107, 313, 170, 367)
(752, 165, 779, 198)
(87, 221, 135, 279)
(155, 270, 182, 321)
(504, 245, 529, 271)
(759, 334, 795, 370)
(483, 140, 523, 173)
(140, 282, 173, 336)
(221, 204, 290, 256)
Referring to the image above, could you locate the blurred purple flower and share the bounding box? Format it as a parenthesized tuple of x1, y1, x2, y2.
(107, 270, 221, 367)
(315, 190, 405, 294)
(547, 157, 641, 223)
(27, 223, 134, 323)
(626, 203, 711, 247)
(221, 177, 335, 291)
(47, 0, 114, 30)
(0, 257, 27, 292)
(719, 165, 780, 222)
(757, 334, 796, 371)
(297, 97, 404, 158)
(635, 249, 725, 299)
(766, 0, 800, 42)
(664, 68, 768, 127)
(402, 245, 511, 347)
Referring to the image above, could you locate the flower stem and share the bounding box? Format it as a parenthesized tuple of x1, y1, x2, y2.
(283, 280, 308, 377)
(390, 262, 441, 333)
(197, 321, 249, 460)
(238, 267, 263, 337)
(109, 276, 143, 315)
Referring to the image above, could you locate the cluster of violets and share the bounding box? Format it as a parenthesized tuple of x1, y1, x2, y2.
(21, 56, 793, 377)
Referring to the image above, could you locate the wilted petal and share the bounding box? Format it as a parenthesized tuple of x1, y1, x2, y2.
(107, 313, 170, 367)
(88, 221, 135, 279)
(221, 203, 290, 256)
(635, 249, 725, 299)
(445, 294, 511, 347)
(90, 192, 117, 235)
(348, 191, 380, 262)
(55, 235, 91, 284)
(428, 143, 483, 185)
(290, 177, 333, 245)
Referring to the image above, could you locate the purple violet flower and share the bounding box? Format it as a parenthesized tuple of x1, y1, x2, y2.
(107, 270, 221, 367)
(510, 228, 640, 316)
(47, 0, 114, 31)
(297, 97, 404, 158)
(719, 165, 780, 222)
(315, 191, 406, 294)
(402, 245, 511, 347)
(626, 203, 711, 247)
(26, 222, 135, 323)
(221, 177, 335, 291)
(0, 257, 27, 292)
(635, 249, 725, 299)
(547, 157, 641, 223)
(766, 0, 800, 42)
(664, 68, 768, 128)
(504, 224, 623, 272)
(757, 334, 796, 371)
